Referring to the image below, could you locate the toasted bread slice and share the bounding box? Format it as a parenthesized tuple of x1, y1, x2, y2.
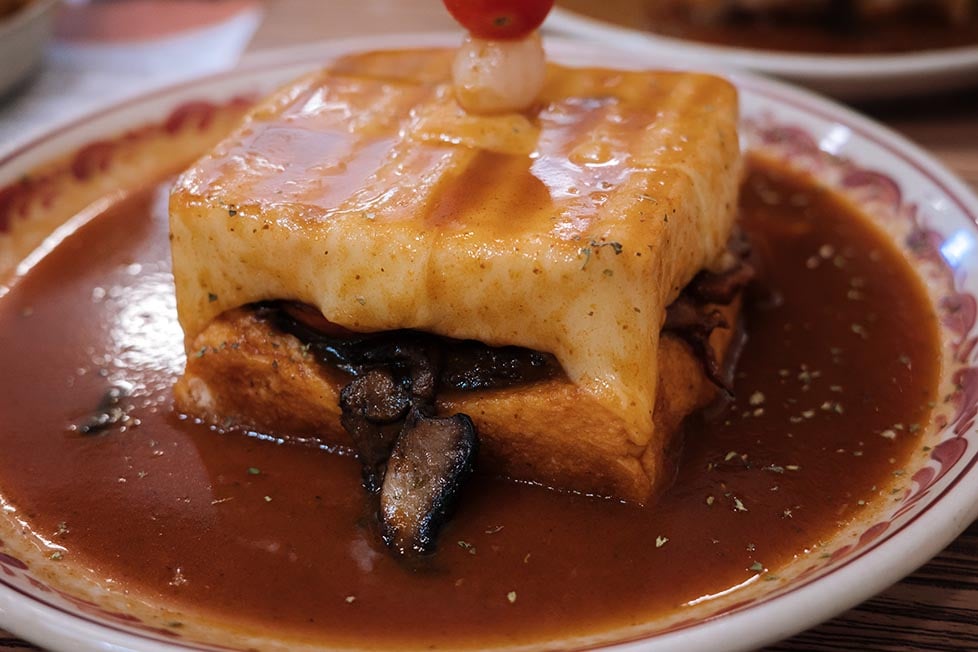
(176, 298, 739, 502)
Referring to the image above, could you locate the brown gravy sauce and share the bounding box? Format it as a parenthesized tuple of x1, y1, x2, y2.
(557, 0, 978, 54)
(0, 158, 939, 647)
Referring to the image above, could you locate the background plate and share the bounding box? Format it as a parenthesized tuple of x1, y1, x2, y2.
(547, 8, 978, 100)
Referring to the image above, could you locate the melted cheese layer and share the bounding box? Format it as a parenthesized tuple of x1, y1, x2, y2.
(170, 49, 741, 445)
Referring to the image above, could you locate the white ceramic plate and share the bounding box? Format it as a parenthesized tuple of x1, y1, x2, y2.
(1, 33, 978, 652)
(546, 8, 978, 100)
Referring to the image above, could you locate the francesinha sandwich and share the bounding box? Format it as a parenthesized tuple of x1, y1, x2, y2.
(169, 11, 748, 555)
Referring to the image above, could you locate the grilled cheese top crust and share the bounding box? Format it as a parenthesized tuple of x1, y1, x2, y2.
(170, 49, 741, 445)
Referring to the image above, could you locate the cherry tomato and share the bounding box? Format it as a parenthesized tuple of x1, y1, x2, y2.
(442, 0, 554, 40)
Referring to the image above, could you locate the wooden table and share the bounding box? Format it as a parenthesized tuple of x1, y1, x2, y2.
(1, 1, 976, 650)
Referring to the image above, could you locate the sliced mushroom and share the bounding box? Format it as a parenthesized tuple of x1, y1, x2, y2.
(441, 341, 555, 391)
(357, 339, 440, 403)
(72, 383, 133, 435)
(663, 298, 731, 393)
(278, 306, 483, 557)
(266, 303, 557, 393)
(662, 234, 755, 394)
(339, 369, 411, 491)
(380, 409, 478, 556)
(687, 261, 756, 305)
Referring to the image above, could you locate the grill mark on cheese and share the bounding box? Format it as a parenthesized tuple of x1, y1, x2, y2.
(408, 87, 541, 156)
(193, 76, 459, 220)
(535, 98, 636, 239)
(425, 152, 554, 230)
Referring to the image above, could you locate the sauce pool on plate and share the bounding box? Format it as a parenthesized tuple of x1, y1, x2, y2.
(0, 157, 939, 647)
